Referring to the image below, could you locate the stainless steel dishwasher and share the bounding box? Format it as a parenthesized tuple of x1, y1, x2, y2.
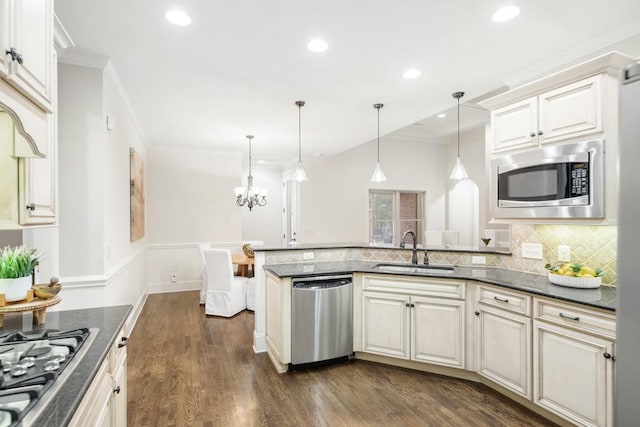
(291, 275, 353, 367)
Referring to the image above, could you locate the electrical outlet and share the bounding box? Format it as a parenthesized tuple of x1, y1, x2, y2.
(170, 272, 178, 283)
(303, 252, 314, 260)
(472, 256, 486, 265)
(558, 245, 571, 262)
(522, 243, 543, 260)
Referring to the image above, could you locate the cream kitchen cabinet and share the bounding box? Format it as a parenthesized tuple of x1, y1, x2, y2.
(265, 271, 292, 373)
(0, 0, 54, 112)
(474, 285, 532, 399)
(70, 329, 128, 427)
(533, 298, 616, 427)
(490, 75, 602, 153)
(359, 274, 465, 369)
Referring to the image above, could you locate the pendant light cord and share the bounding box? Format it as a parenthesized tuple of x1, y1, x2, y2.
(457, 96, 460, 157)
(247, 135, 253, 177)
(298, 105, 302, 162)
(377, 107, 380, 162)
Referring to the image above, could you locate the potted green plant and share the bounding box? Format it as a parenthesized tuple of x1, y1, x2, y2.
(0, 246, 39, 302)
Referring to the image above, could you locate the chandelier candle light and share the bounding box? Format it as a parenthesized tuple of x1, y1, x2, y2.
(234, 135, 267, 211)
(450, 91, 469, 180)
(370, 103, 387, 182)
(293, 100, 308, 182)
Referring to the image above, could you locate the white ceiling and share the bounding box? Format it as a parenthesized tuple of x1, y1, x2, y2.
(55, 0, 640, 165)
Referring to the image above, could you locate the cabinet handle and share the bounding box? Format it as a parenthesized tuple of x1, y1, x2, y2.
(604, 352, 612, 359)
(494, 296, 509, 303)
(113, 386, 121, 394)
(474, 311, 480, 316)
(26, 203, 35, 211)
(405, 303, 410, 307)
(5, 48, 23, 64)
(529, 132, 536, 137)
(537, 130, 544, 136)
(410, 303, 415, 308)
(121, 336, 129, 342)
(559, 312, 580, 321)
(118, 342, 127, 348)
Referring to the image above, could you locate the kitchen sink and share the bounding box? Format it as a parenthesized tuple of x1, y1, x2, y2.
(374, 263, 454, 274)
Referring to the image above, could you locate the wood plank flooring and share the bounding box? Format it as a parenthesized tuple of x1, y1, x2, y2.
(127, 291, 556, 427)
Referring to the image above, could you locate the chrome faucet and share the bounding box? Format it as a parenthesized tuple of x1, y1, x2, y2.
(399, 230, 418, 264)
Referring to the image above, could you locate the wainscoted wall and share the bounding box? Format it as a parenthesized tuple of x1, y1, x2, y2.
(146, 241, 263, 294)
(264, 224, 618, 285)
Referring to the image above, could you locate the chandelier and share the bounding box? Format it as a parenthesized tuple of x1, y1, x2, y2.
(234, 135, 267, 211)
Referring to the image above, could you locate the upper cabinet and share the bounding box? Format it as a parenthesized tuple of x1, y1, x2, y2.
(0, 0, 54, 113)
(491, 75, 602, 153)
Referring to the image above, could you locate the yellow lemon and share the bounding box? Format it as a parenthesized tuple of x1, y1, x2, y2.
(580, 266, 596, 276)
(564, 271, 575, 277)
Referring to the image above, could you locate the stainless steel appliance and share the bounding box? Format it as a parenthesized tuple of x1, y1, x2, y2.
(0, 328, 97, 426)
(491, 139, 604, 219)
(615, 61, 640, 425)
(291, 275, 353, 367)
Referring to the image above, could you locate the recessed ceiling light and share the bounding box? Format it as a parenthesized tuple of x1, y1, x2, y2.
(492, 5, 520, 22)
(437, 113, 447, 118)
(403, 69, 421, 79)
(307, 39, 328, 52)
(165, 10, 191, 26)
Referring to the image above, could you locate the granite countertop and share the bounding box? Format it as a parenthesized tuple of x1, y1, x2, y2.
(1, 304, 132, 426)
(264, 261, 616, 311)
(253, 242, 512, 255)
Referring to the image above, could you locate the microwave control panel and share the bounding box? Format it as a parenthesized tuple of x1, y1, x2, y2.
(570, 163, 589, 196)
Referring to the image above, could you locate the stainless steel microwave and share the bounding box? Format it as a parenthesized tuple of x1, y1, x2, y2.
(491, 139, 604, 219)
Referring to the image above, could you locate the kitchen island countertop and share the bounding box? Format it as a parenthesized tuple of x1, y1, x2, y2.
(264, 261, 616, 311)
(1, 304, 131, 426)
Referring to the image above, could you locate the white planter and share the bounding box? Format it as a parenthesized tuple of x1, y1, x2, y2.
(0, 276, 32, 302)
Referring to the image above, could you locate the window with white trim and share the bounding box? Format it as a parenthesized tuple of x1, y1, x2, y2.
(369, 190, 424, 246)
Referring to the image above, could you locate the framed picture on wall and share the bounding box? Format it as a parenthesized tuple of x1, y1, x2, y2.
(130, 148, 145, 242)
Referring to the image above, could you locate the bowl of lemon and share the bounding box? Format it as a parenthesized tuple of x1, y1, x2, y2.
(545, 263, 603, 289)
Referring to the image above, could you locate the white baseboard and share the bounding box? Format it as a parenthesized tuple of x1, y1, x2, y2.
(148, 280, 201, 294)
(125, 287, 149, 334)
(254, 332, 267, 353)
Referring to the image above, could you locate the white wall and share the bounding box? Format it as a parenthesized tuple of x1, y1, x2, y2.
(297, 138, 448, 243)
(146, 147, 242, 244)
(240, 166, 283, 247)
(55, 62, 148, 314)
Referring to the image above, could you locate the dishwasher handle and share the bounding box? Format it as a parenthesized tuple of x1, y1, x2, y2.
(293, 279, 352, 290)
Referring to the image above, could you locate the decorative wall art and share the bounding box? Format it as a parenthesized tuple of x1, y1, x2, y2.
(130, 148, 145, 242)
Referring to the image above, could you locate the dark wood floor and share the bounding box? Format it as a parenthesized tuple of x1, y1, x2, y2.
(127, 291, 556, 427)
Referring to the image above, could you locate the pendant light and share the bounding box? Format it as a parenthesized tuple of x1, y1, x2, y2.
(293, 100, 308, 182)
(234, 135, 267, 211)
(370, 103, 387, 182)
(449, 91, 469, 180)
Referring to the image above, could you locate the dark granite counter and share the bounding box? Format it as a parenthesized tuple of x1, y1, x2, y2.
(264, 261, 616, 311)
(254, 242, 512, 255)
(1, 304, 132, 426)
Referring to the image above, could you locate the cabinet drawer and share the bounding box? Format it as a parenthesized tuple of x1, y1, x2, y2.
(362, 274, 465, 299)
(534, 298, 615, 339)
(478, 285, 531, 316)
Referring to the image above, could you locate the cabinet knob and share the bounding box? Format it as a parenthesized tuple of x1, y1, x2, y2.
(537, 130, 544, 136)
(604, 352, 612, 359)
(529, 132, 536, 137)
(118, 341, 127, 348)
(113, 385, 121, 394)
(5, 48, 23, 64)
(26, 203, 35, 211)
(474, 311, 480, 316)
(410, 303, 415, 308)
(405, 303, 410, 307)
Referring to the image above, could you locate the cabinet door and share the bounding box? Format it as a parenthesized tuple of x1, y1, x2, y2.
(20, 110, 55, 224)
(477, 305, 531, 398)
(0, 0, 10, 76)
(111, 353, 127, 427)
(265, 273, 290, 369)
(411, 296, 465, 368)
(3, 0, 53, 112)
(69, 359, 113, 427)
(362, 291, 410, 359)
(533, 320, 614, 427)
(491, 97, 538, 153)
(539, 75, 602, 143)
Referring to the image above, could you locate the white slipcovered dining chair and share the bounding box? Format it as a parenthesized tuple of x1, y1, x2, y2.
(245, 278, 256, 311)
(202, 248, 247, 317)
(198, 244, 210, 305)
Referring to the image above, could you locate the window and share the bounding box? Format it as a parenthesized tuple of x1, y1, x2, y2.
(369, 190, 424, 246)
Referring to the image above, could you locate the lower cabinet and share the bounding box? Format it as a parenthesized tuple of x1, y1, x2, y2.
(360, 275, 465, 369)
(533, 298, 616, 427)
(475, 285, 532, 399)
(265, 271, 291, 372)
(70, 328, 128, 426)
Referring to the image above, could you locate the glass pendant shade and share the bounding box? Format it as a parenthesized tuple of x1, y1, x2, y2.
(371, 162, 387, 183)
(449, 157, 469, 180)
(294, 161, 308, 182)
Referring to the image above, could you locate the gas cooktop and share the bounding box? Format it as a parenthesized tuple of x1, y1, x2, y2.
(0, 327, 98, 426)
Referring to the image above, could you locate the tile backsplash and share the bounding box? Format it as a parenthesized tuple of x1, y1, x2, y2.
(265, 224, 618, 285)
